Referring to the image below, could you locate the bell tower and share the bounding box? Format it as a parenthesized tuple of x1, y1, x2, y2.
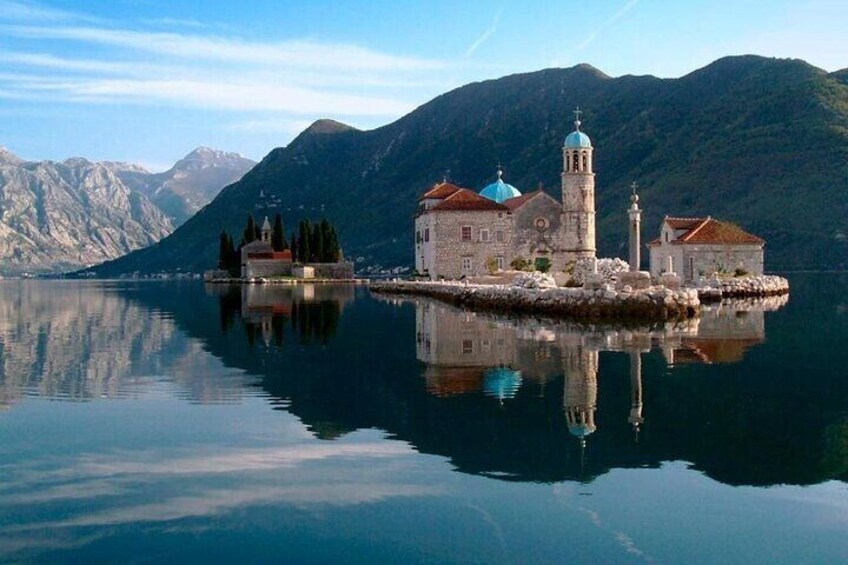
(561, 108, 596, 258)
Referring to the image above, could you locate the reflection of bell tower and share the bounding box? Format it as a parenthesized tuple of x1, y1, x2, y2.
(629, 351, 644, 440)
(563, 346, 598, 447)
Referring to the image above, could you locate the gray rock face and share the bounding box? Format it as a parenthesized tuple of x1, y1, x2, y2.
(118, 147, 256, 225)
(0, 152, 173, 276)
(0, 147, 255, 276)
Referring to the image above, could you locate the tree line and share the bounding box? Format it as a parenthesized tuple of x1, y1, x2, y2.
(218, 214, 342, 274)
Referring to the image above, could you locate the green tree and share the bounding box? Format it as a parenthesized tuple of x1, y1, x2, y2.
(298, 220, 311, 264)
(243, 215, 257, 244)
(312, 221, 325, 263)
(272, 214, 286, 251)
(218, 230, 229, 269)
(290, 232, 298, 262)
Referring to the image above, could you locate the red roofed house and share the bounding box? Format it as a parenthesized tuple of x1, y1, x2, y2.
(414, 111, 598, 279)
(647, 216, 765, 283)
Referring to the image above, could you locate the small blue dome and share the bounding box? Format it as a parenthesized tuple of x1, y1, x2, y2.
(483, 368, 522, 401)
(564, 130, 592, 148)
(480, 170, 521, 203)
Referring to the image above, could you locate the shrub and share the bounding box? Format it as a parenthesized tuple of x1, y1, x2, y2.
(734, 267, 749, 277)
(534, 257, 552, 273)
(510, 257, 530, 271)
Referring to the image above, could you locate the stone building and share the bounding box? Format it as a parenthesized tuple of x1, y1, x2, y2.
(414, 110, 597, 279)
(240, 217, 293, 278)
(647, 216, 765, 283)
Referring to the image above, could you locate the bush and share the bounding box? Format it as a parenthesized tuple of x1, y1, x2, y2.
(485, 257, 500, 274)
(510, 257, 530, 271)
(734, 268, 749, 277)
(534, 257, 552, 273)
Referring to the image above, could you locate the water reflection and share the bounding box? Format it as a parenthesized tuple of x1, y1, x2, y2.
(3, 279, 846, 488)
(213, 284, 351, 346)
(413, 296, 778, 449)
(0, 281, 253, 408)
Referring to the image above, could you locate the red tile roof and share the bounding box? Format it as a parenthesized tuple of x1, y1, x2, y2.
(503, 190, 540, 210)
(658, 217, 764, 246)
(247, 250, 293, 260)
(430, 188, 510, 212)
(420, 181, 463, 200)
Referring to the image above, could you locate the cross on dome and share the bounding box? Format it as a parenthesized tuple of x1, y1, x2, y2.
(573, 107, 583, 131)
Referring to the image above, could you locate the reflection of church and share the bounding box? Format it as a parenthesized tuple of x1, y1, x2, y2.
(410, 295, 772, 447)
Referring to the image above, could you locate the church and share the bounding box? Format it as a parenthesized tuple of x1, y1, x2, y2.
(414, 111, 597, 279)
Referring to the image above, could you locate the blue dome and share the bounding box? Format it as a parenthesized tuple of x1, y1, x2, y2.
(483, 367, 522, 401)
(479, 170, 521, 203)
(564, 130, 592, 148)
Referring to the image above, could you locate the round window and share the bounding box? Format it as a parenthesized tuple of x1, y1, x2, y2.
(535, 217, 549, 232)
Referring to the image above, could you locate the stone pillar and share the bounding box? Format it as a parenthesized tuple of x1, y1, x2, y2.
(629, 351, 644, 437)
(628, 186, 641, 272)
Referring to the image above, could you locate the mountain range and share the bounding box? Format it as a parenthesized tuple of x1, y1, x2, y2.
(0, 147, 254, 276)
(76, 55, 848, 276)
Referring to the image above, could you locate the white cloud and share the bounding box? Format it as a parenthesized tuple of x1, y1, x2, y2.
(576, 0, 640, 52)
(465, 4, 504, 57)
(0, 17, 450, 125)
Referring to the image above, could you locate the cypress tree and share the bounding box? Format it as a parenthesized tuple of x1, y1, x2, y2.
(272, 214, 286, 251)
(298, 220, 311, 264)
(312, 221, 324, 263)
(243, 215, 256, 244)
(327, 225, 340, 262)
(319, 219, 331, 262)
(290, 233, 298, 262)
(218, 230, 228, 268)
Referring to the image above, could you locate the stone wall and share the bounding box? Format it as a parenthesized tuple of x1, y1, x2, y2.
(511, 193, 570, 272)
(308, 261, 355, 279)
(245, 259, 292, 279)
(430, 210, 514, 279)
(650, 243, 763, 282)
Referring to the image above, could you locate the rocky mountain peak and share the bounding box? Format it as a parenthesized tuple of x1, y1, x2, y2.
(0, 146, 24, 166)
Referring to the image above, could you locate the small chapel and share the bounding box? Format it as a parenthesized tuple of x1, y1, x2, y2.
(414, 110, 597, 279)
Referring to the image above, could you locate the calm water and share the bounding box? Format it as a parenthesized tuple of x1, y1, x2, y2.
(0, 275, 847, 563)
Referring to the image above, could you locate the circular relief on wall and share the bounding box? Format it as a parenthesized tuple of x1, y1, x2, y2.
(535, 217, 549, 232)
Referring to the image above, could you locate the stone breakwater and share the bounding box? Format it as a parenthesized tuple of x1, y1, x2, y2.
(371, 280, 700, 322)
(697, 275, 790, 301)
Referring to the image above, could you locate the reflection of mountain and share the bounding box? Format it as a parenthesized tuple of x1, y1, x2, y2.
(0, 281, 253, 408)
(120, 277, 848, 488)
(9, 275, 847, 489)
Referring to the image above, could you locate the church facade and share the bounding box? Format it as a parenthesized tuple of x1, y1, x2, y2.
(414, 113, 597, 279)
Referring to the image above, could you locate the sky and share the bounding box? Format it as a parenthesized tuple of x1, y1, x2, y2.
(1, 0, 847, 171)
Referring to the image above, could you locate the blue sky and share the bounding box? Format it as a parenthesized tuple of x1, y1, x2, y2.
(1, 0, 846, 170)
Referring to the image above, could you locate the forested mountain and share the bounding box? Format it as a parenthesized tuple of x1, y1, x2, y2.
(86, 56, 848, 276)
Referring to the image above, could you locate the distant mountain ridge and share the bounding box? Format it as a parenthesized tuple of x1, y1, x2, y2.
(85, 55, 848, 276)
(0, 147, 255, 276)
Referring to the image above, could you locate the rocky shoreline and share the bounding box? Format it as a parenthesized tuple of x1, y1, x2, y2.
(696, 275, 790, 301)
(371, 280, 700, 322)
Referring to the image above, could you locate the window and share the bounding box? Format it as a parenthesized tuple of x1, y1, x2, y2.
(572, 152, 579, 171)
(582, 152, 588, 170)
(462, 257, 472, 272)
(498, 213, 503, 219)
(689, 257, 695, 281)
(462, 339, 474, 354)
(495, 230, 505, 242)
(424, 228, 430, 242)
(415, 230, 421, 244)
(495, 256, 505, 270)
(480, 229, 490, 242)
(664, 231, 670, 243)
(461, 226, 472, 241)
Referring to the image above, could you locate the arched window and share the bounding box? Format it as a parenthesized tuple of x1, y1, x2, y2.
(572, 152, 580, 171)
(582, 152, 588, 171)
